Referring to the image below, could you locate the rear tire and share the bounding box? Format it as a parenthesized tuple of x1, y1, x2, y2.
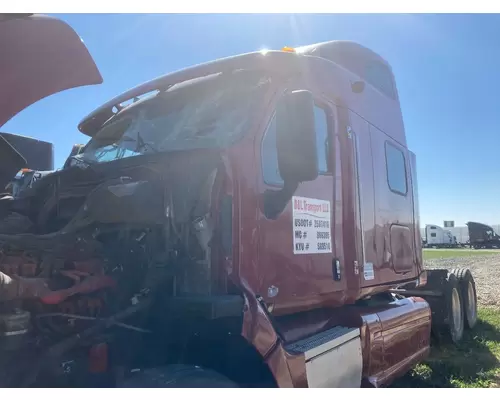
(440, 273, 464, 344)
(426, 272, 464, 344)
(450, 268, 478, 330)
(118, 365, 239, 388)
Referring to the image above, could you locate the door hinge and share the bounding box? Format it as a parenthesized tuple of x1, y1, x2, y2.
(347, 125, 353, 139)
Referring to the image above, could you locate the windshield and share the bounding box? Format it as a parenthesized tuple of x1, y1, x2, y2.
(77, 72, 271, 164)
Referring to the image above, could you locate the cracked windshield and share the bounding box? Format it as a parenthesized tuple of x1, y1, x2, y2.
(77, 73, 271, 164)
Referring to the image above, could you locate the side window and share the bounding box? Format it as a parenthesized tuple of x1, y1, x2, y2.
(431, 233, 436, 238)
(385, 142, 407, 195)
(365, 61, 396, 99)
(262, 105, 330, 186)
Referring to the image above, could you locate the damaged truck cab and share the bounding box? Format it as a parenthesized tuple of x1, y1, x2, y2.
(0, 18, 478, 388)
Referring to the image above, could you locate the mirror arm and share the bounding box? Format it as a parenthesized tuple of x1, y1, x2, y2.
(261, 180, 299, 220)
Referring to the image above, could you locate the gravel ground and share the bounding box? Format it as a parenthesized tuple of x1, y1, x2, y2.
(425, 254, 500, 308)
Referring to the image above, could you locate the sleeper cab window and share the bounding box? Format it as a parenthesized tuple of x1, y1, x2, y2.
(385, 141, 407, 195)
(365, 61, 396, 100)
(262, 105, 330, 186)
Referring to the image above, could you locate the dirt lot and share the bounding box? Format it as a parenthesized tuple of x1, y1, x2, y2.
(424, 250, 500, 308)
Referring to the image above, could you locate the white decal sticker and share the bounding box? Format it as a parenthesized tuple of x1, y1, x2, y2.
(292, 196, 332, 254)
(363, 263, 375, 281)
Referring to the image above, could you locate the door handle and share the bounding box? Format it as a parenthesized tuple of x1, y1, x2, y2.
(332, 258, 341, 281)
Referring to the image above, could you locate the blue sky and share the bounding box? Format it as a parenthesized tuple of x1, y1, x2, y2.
(3, 13, 500, 226)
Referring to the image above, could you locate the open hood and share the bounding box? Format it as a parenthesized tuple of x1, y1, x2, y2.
(0, 13, 103, 190)
(0, 14, 103, 127)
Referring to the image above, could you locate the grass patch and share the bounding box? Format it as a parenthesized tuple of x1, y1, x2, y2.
(423, 249, 499, 260)
(394, 307, 500, 388)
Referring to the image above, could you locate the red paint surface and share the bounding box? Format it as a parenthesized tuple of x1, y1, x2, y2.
(71, 42, 427, 386)
(0, 14, 102, 127)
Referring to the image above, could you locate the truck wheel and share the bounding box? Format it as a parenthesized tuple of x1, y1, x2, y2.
(118, 365, 239, 388)
(439, 273, 465, 344)
(450, 268, 478, 329)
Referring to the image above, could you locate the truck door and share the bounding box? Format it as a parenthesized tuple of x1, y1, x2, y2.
(256, 97, 346, 314)
(345, 112, 417, 288)
(370, 124, 416, 283)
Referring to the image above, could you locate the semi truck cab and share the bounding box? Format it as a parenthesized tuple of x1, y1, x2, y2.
(0, 19, 478, 388)
(424, 224, 457, 248)
(74, 41, 433, 387)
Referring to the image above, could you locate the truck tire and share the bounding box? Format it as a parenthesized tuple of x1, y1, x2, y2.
(437, 273, 464, 344)
(118, 365, 239, 388)
(450, 268, 478, 330)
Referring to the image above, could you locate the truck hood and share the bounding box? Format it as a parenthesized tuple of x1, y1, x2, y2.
(0, 13, 103, 190)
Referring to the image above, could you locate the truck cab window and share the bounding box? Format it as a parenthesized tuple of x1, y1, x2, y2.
(262, 105, 330, 186)
(385, 141, 407, 195)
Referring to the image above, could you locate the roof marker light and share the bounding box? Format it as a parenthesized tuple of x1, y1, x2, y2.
(281, 46, 296, 53)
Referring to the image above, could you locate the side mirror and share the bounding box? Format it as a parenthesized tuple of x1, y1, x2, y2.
(261, 90, 319, 219)
(276, 90, 319, 184)
(63, 143, 85, 169)
(69, 144, 85, 158)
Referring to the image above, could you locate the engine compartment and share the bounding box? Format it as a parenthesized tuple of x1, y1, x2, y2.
(0, 150, 227, 386)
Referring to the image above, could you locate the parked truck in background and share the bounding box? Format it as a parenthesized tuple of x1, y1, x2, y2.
(0, 132, 54, 197)
(0, 14, 479, 388)
(2, 140, 85, 198)
(423, 224, 459, 248)
(467, 221, 500, 249)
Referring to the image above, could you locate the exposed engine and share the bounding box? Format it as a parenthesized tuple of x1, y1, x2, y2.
(0, 152, 223, 386)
